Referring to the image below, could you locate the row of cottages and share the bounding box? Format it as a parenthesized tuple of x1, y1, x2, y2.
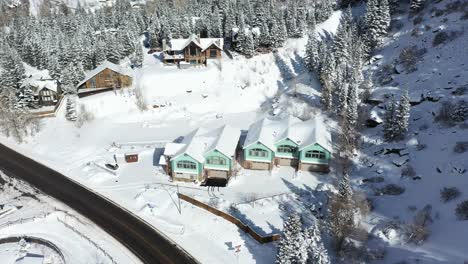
(76, 61, 133, 97)
(242, 116, 332, 173)
(162, 34, 223, 66)
(162, 125, 241, 186)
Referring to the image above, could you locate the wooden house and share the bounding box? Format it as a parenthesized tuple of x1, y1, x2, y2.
(162, 34, 223, 66)
(162, 125, 241, 186)
(242, 116, 332, 173)
(77, 61, 133, 97)
(27, 79, 62, 107)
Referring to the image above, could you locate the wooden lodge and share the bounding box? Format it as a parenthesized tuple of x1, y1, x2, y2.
(162, 34, 223, 66)
(77, 61, 133, 97)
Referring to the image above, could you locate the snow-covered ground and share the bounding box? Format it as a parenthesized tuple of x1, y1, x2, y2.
(0, 172, 141, 264)
(355, 1, 468, 263)
(0, 12, 342, 263)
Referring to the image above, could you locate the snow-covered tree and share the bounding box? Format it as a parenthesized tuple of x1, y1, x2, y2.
(209, 6, 223, 38)
(65, 96, 77, 121)
(305, 223, 330, 264)
(346, 81, 359, 127)
(383, 96, 397, 141)
(394, 90, 411, 139)
(0, 47, 25, 91)
(276, 213, 308, 264)
(365, 0, 391, 49)
(329, 173, 356, 250)
(305, 32, 320, 73)
(132, 42, 144, 68)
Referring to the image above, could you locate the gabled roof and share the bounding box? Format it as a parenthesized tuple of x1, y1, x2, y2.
(163, 34, 224, 52)
(243, 117, 290, 151)
(77, 61, 132, 88)
(169, 125, 240, 163)
(205, 125, 241, 158)
(243, 115, 333, 153)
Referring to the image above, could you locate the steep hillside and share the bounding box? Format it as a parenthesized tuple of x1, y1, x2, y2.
(355, 1, 468, 263)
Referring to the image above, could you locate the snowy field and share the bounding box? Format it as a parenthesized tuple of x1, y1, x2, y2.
(0, 172, 141, 264)
(0, 12, 342, 264)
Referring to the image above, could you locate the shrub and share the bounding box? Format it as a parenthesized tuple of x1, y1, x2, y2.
(398, 46, 426, 73)
(455, 200, 468, 220)
(433, 31, 460, 46)
(433, 31, 450, 46)
(440, 187, 461, 203)
(454, 142, 468, 153)
(76, 104, 94, 128)
(436, 100, 468, 124)
(406, 224, 429, 244)
(134, 88, 147, 111)
(376, 184, 405, 196)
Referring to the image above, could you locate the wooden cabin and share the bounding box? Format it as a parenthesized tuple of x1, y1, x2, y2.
(163, 34, 223, 66)
(27, 79, 62, 108)
(77, 61, 133, 97)
(37, 88, 59, 106)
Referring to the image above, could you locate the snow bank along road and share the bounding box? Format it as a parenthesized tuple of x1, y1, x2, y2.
(0, 143, 199, 264)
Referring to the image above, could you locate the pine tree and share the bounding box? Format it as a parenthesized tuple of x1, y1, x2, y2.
(365, 0, 391, 50)
(15, 84, 37, 109)
(276, 213, 307, 264)
(394, 90, 410, 140)
(305, 32, 320, 73)
(346, 80, 359, 127)
(329, 173, 356, 250)
(133, 42, 144, 68)
(259, 21, 272, 48)
(305, 223, 330, 264)
(65, 96, 77, 121)
(333, 7, 353, 64)
(383, 97, 397, 141)
(244, 32, 255, 58)
(234, 14, 247, 54)
(0, 47, 25, 92)
(209, 6, 223, 38)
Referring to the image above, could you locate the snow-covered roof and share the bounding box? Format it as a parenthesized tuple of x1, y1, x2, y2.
(77, 61, 133, 88)
(243, 116, 332, 153)
(163, 143, 186, 156)
(168, 125, 240, 163)
(163, 34, 223, 52)
(25, 79, 58, 95)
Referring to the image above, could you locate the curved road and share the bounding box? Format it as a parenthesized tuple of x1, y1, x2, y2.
(0, 143, 199, 264)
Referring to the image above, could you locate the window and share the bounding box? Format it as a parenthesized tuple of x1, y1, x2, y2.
(305, 150, 326, 159)
(176, 160, 197, 170)
(249, 148, 268, 157)
(206, 156, 227, 165)
(210, 49, 217, 58)
(277, 145, 297, 153)
(190, 60, 197, 64)
(190, 45, 198, 56)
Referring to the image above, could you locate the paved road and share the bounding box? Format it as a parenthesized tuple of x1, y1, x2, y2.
(0, 143, 199, 264)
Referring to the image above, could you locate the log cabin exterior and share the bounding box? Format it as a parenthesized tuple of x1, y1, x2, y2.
(242, 116, 332, 172)
(162, 34, 223, 66)
(77, 61, 132, 97)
